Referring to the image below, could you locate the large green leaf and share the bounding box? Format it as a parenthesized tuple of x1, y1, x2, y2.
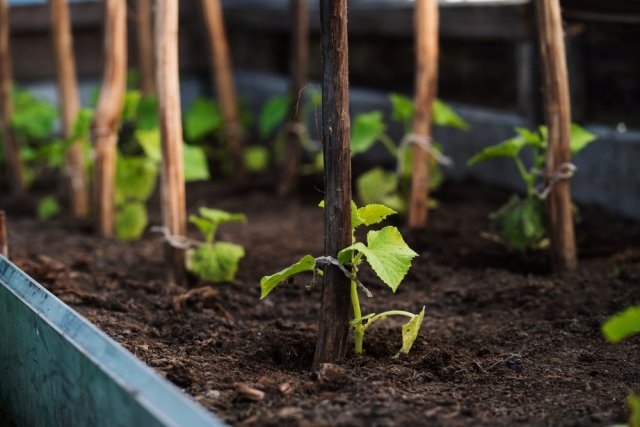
(357, 167, 406, 213)
(11, 88, 57, 140)
(198, 207, 247, 225)
(243, 145, 269, 173)
(433, 99, 469, 130)
(115, 201, 148, 241)
(259, 95, 291, 138)
(467, 136, 527, 166)
(37, 196, 62, 220)
(490, 194, 546, 251)
(356, 204, 397, 227)
(136, 95, 159, 131)
(602, 305, 640, 344)
(187, 242, 245, 283)
(570, 124, 596, 155)
(115, 155, 159, 204)
(136, 129, 162, 163)
(260, 255, 316, 299)
(398, 307, 426, 356)
(389, 93, 414, 130)
(338, 226, 418, 292)
(351, 111, 386, 155)
(184, 144, 210, 182)
(184, 97, 222, 141)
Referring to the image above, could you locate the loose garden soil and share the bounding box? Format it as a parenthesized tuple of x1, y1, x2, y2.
(2, 180, 639, 426)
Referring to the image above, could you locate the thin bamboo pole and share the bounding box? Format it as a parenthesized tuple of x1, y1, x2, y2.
(49, 0, 89, 218)
(312, 0, 352, 371)
(408, 0, 439, 228)
(137, 0, 155, 96)
(92, 0, 127, 237)
(156, 0, 186, 287)
(0, 0, 24, 194)
(535, 0, 577, 273)
(277, 0, 309, 195)
(200, 0, 245, 178)
(0, 211, 7, 258)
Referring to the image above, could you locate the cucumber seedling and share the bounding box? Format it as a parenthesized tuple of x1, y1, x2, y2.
(261, 201, 424, 357)
(467, 124, 596, 251)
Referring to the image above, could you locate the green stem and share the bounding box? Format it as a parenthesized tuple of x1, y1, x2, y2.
(379, 133, 398, 158)
(364, 310, 415, 329)
(351, 278, 364, 354)
(514, 157, 535, 196)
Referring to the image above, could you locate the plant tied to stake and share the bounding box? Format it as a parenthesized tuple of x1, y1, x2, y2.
(261, 201, 424, 357)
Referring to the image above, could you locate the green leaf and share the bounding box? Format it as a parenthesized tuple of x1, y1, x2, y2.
(490, 194, 546, 251)
(356, 167, 406, 213)
(433, 99, 469, 130)
(389, 93, 414, 130)
(37, 196, 62, 220)
(198, 207, 247, 225)
(397, 307, 426, 357)
(243, 145, 269, 173)
(189, 215, 216, 243)
(136, 129, 162, 163)
(260, 255, 316, 299)
(122, 90, 142, 121)
(351, 111, 386, 155)
(115, 201, 148, 241)
(467, 136, 527, 165)
(136, 95, 159, 131)
(11, 88, 57, 140)
(570, 124, 596, 155)
(602, 305, 640, 344)
(186, 242, 245, 283)
(184, 144, 210, 182)
(356, 204, 397, 227)
(628, 394, 640, 427)
(115, 155, 159, 204)
(184, 97, 222, 141)
(259, 95, 290, 138)
(338, 226, 418, 292)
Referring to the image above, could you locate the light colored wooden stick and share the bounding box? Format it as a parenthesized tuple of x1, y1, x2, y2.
(408, 0, 439, 228)
(156, 0, 187, 287)
(277, 0, 309, 195)
(0, 0, 24, 194)
(200, 0, 245, 178)
(49, 0, 89, 218)
(92, 0, 127, 237)
(0, 211, 7, 258)
(535, 0, 577, 273)
(137, 0, 155, 96)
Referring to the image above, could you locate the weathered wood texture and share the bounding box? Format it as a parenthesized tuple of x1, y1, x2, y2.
(535, 0, 577, 273)
(312, 0, 352, 371)
(278, 0, 309, 195)
(408, 0, 439, 227)
(156, 0, 187, 287)
(0, 211, 7, 258)
(49, 0, 89, 217)
(0, 0, 24, 193)
(92, 0, 127, 237)
(200, 0, 245, 178)
(137, 0, 155, 95)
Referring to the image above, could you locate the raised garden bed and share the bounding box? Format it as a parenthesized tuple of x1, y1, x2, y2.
(2, 180, 639, 426)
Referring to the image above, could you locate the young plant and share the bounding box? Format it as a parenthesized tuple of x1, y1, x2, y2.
(467, 124, 596, 251)
(187, 207, 247, 282)
(261, 201, 424, 357)
(354, 93, 469, 213)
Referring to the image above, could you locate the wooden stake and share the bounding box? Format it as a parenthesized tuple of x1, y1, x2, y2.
(277, 0, 309, 195)
(49, 0, 89, 218)
(312, 0, 352, 371)
(408, 0, 439, 228)
(137, 0, 155, 96)
(535, 0, 577, 273)
(156, 0, 186, 287)
(200, 0, 245, 178)
(0, 211, 7, 258)
(93, 0, 127, 237)
(0, 0, 24, 194)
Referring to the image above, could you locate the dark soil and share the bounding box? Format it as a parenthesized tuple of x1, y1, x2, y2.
(2, 181, 640, 427)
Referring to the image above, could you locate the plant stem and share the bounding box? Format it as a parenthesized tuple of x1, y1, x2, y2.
(350, 278, 365, 353)
(514, 157, 535, 195)
(379, 133, 398, 158)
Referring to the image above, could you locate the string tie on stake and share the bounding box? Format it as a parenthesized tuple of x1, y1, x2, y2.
(91, 126, 115, 139)
(313, 256, 373, 298)
(535, 162, 576, 200)
(150, 226, 200, 250)
(397, 133, 453, 175)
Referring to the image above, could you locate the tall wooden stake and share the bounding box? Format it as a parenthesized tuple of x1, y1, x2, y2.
(408, 0, 439, 228)
(93, 0, 127, 237)
(156, 0, 186, 287)
(49, 0, 89, 217)
(200, 0, 245, 178)
(0, 0, 24, 194)
(277, 0, 309, 195)
(137, 0, 155, 96)
(312, 0, 352, 371)
(535, 0, 577, 273)
(0, 211, 7, 258)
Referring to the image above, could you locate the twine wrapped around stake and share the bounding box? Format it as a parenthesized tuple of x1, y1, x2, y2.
(535, 162, 576, 200)
(397, 133, 453, 176)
